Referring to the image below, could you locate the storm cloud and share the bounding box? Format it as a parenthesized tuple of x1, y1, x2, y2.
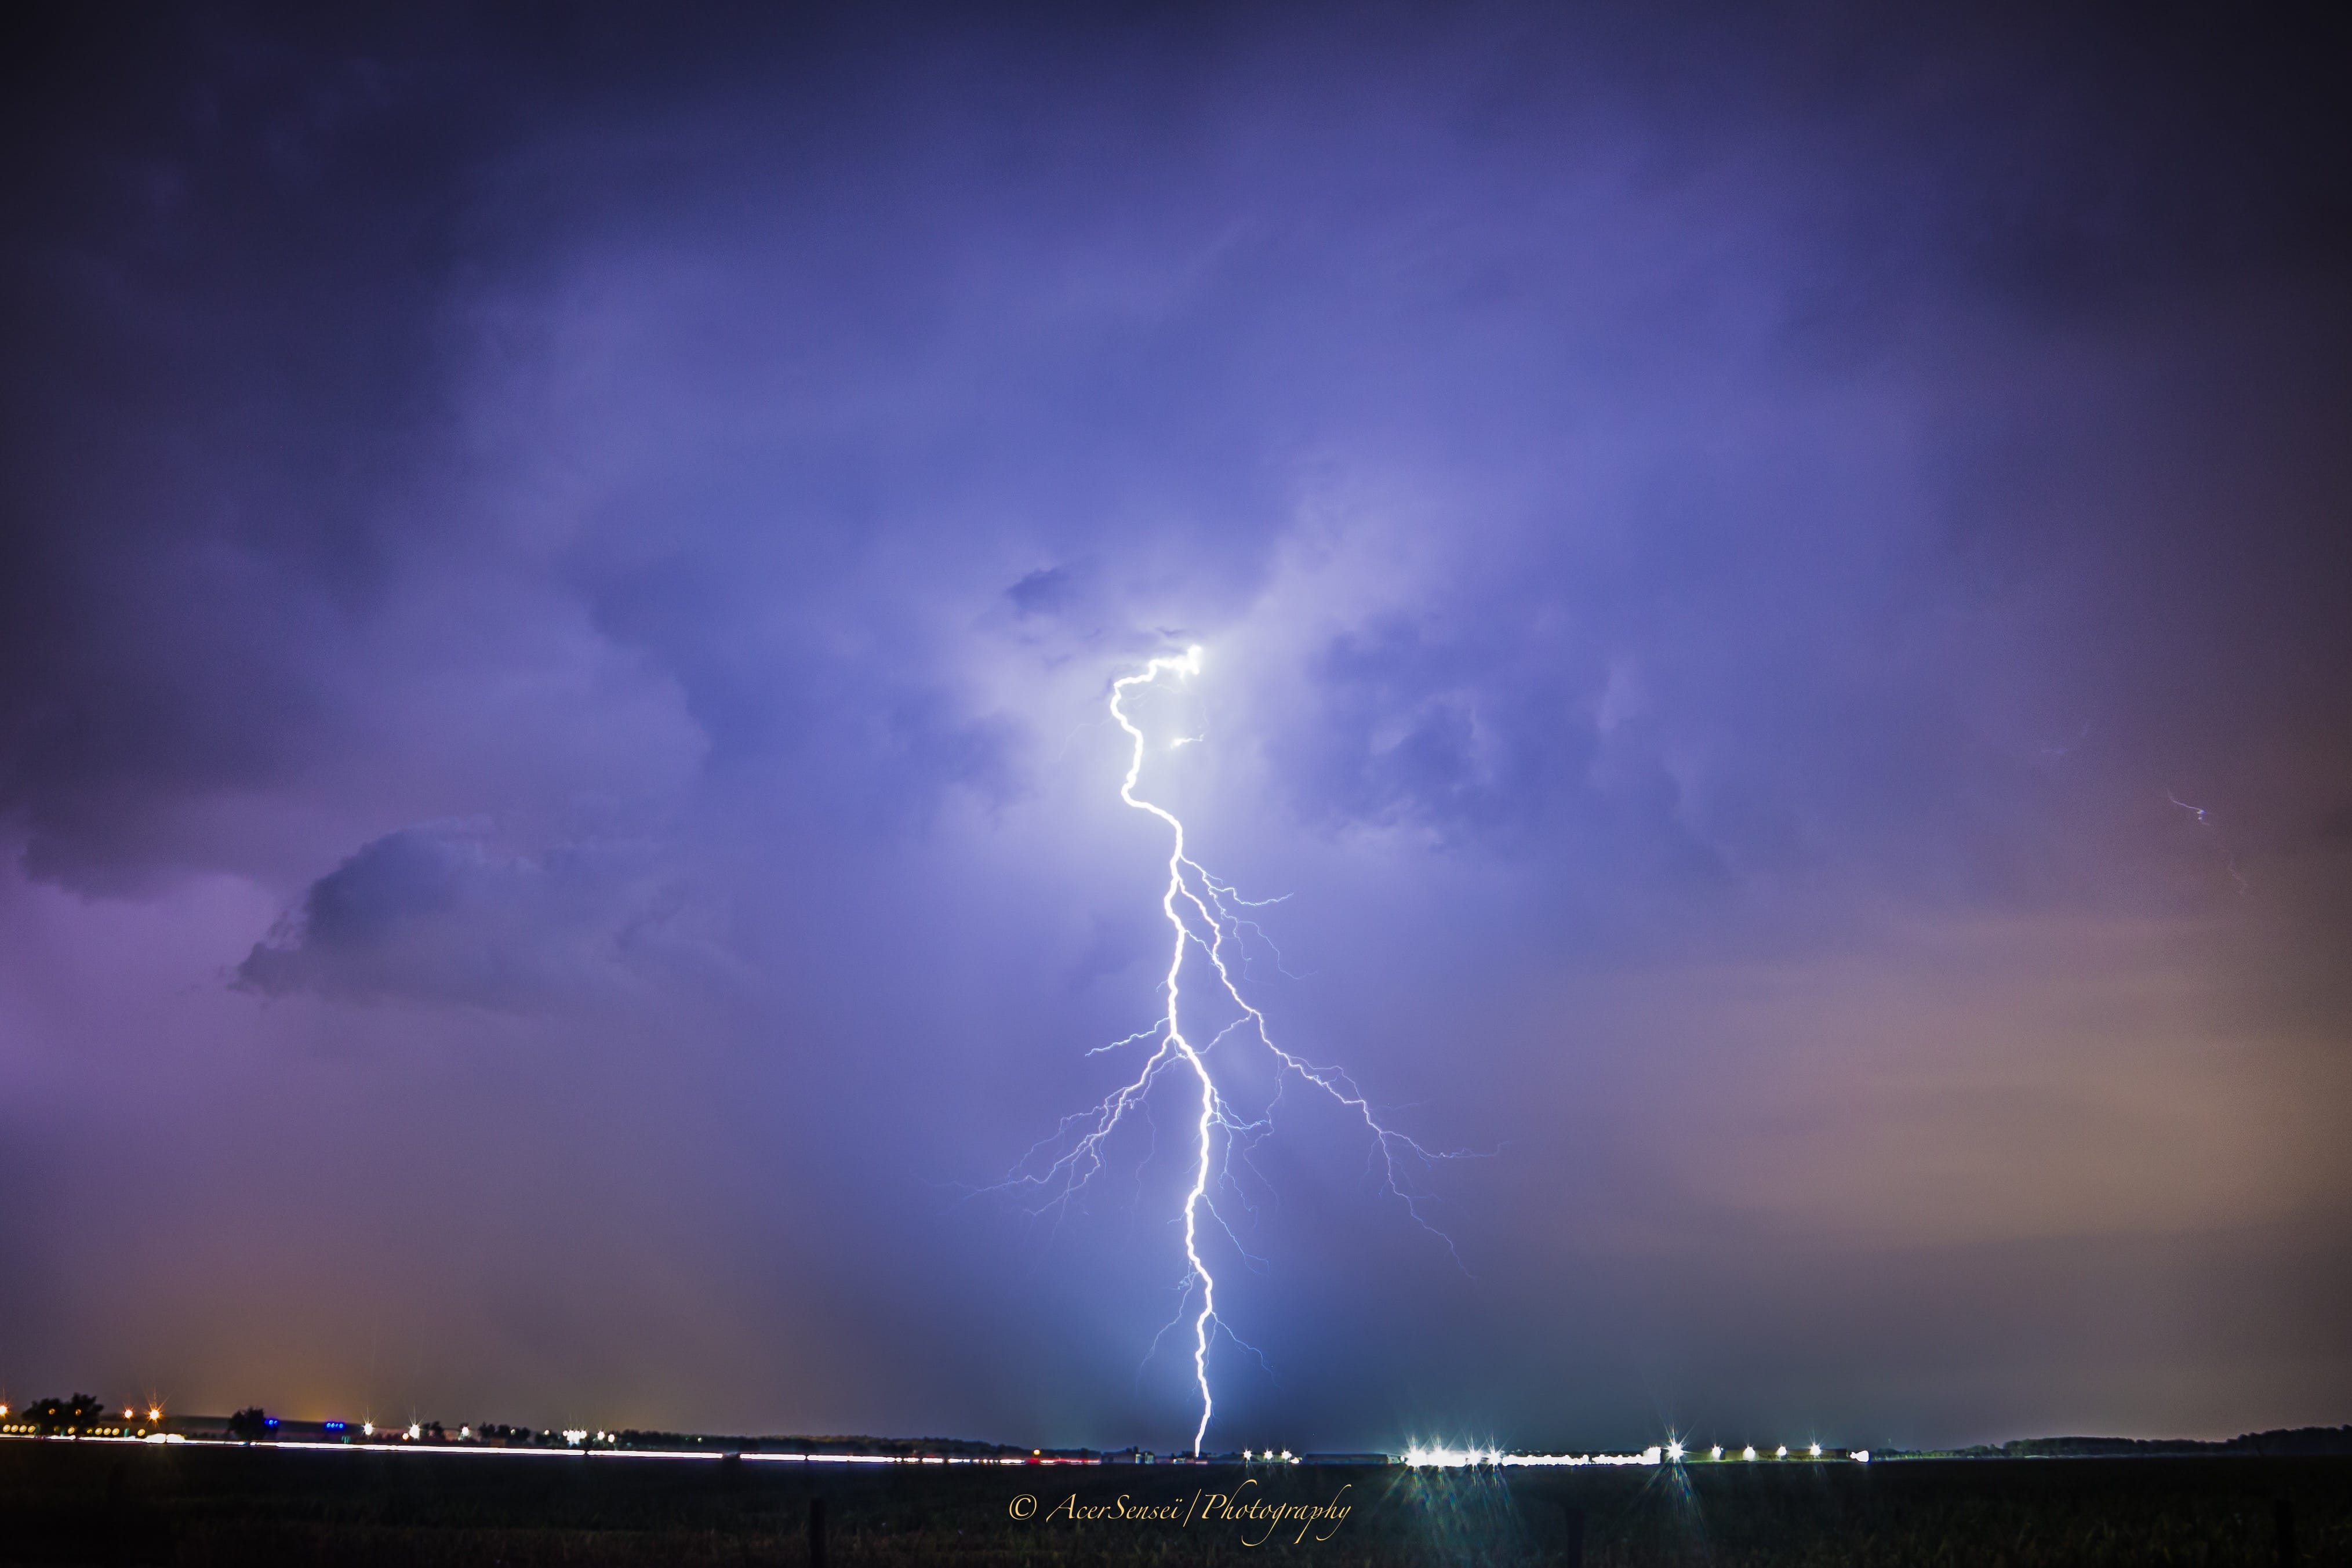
(2, 3, 2348, 1451)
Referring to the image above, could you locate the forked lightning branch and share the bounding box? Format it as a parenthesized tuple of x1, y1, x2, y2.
(998, 649, 1462, 1455)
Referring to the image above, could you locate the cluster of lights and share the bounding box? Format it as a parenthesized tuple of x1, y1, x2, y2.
(1405, 1445, 1663, 1468)
(0, 1399, 169, 1441)
(2, 1396, 1880, 1474)
(1409, 1437, 1872, 1469)
(1694, 1440, 1865, 1464)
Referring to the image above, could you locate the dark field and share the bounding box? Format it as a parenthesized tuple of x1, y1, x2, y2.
(1, 1442, 2344, 1566)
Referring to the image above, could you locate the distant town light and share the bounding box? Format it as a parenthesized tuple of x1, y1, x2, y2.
(1854, 1450, 1871, 1464)
(1742, 1446, 1757, 1461)
(1776, 1445, 1788, 1459)
(1810, 1442, 1822, 1458)
(1710, 1445, 1722, 1460)
(148, 1407, 162, 1423)
(1666, 1439, 1684, 1461)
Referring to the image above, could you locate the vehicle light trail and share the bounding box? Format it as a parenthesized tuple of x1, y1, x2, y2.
(998, 647, 1464, 1456)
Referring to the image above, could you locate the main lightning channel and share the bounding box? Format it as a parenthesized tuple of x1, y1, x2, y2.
(994, 647, 1464, 1457)
(1108, 648, 1224, 1456)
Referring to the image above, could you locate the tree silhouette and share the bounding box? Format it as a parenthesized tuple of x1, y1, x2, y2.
(26, 1394, 107, 1435)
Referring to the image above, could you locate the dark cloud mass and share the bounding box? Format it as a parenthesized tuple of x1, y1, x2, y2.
(234, 821, 725, 1009)
(2, 3, 2349, 1451)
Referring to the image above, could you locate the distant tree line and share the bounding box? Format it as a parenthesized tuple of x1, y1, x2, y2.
(21, 1395, 108, 1435)
(1896, 1428, 2352, 1460)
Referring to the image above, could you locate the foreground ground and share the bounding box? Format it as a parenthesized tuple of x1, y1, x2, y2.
(1, 1442, 2344, 1565)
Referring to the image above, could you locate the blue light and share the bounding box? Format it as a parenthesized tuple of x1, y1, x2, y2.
(324, 1421, 345, 1431)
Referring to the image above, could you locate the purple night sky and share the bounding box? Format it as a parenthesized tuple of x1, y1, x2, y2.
(3, 6, 2347, 1455)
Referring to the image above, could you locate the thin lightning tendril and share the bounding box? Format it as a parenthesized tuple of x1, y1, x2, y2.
(990, 647, 1468, 1456)
(2168, 788, 2249, 894)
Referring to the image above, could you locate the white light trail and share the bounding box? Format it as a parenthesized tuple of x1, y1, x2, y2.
(0, 1431, 1114, 1464)
(996, 647, 1464, 1455)
(1404, 1445, 1663, 1468)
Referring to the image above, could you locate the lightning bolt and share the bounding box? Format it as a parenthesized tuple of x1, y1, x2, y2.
(2168, 787, 2249, 893)
(993, 647, 1466, 1456)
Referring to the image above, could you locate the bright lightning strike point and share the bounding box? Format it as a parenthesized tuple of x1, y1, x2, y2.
(993, 646, 1467, 1457)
